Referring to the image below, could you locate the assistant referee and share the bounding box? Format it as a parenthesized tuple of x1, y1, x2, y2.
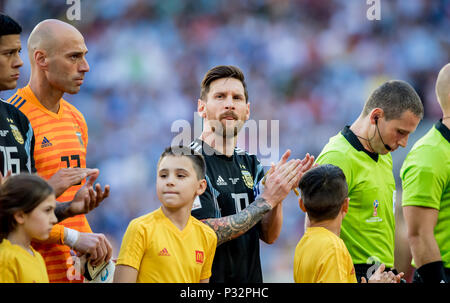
(401, 63, 450, 283)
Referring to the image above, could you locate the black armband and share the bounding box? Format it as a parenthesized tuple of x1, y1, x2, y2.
(417, 261, 448, 283)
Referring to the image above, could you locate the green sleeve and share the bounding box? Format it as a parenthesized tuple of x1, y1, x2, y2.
(401, 146, 445, 210)
(316, 151, 352, 188)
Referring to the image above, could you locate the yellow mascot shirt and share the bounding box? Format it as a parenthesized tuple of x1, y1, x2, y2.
(117, 207, 217, 283)
(0, 239, 49, 283)
(294, 227, 357, 283)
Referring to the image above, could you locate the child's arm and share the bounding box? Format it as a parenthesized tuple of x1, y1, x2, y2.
(113, 265, 138, 283)
(114, 219, 145, 283)
(199, 278, 209, 283)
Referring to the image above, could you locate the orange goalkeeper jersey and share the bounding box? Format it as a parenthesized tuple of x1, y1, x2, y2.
(8, 85, 92, 282)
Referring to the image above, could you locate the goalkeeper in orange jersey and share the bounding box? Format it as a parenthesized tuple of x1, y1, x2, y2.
(7, 19, 111, 282)
(1, 13, 104, 222)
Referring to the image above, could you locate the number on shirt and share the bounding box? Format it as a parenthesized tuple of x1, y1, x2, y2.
(231, 193, 249, 212)
(61, 155, 81, 168)
(61, 154, 82, 185)
(0, 146, 20, 175)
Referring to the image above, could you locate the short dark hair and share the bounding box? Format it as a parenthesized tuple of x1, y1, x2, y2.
(0, 174, 54, 240)
(298, 164, 348, 222)
(362, 80, 424, 120)
(200, 65, 249, 103)
(0, 13, 22, 37)
(158, 146, 206, 180)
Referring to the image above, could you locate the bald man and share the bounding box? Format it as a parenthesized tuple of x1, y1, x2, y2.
(7, 19, 112, 283)
(1, 13, 106, 218)
(400, 63, 450, 283)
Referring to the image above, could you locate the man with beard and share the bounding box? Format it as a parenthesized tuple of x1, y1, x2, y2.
(190, 65, 314, 282)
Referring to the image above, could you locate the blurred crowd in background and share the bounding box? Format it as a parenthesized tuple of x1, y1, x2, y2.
(0, 0, 448, 281)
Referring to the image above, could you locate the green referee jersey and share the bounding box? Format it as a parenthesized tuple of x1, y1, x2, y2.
(400, 120, 450, 268)
(316, 126, 396, 267)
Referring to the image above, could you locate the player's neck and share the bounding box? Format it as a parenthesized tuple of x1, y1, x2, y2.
(28, 76, 63, 114)
(200, 131, 237, 157)
(442, 113, 450, 129)
(350, 117, 376, 153)
(160, 204, 191, 231)
(7, 228, 34, 256)
(309, 218, 342, 237)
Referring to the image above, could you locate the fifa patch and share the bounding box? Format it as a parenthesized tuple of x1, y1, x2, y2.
(373, 200, 379, 216)
(9, 124, 24, 145)
(365, 199, 383, 223)
(195, 250, 204, 264)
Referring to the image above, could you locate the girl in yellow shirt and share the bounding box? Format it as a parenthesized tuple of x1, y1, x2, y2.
(0, 174, 57, 283)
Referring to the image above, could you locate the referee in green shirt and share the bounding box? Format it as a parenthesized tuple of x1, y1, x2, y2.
(316, 80, 424, 282)
(401, 63, 450, 283)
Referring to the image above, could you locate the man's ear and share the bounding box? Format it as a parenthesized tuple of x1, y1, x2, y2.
(369, 108, 385, 125)
(299, 197, 307, 213)
(198, 99, 207, 118)
(34, 50, 48, 71)
(196, 179, 207, 196)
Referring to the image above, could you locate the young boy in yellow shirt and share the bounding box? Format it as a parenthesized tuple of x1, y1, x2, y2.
(114, 146, 217, 283)
(294, 164, 404, 283)
(0, 174, 57, 283)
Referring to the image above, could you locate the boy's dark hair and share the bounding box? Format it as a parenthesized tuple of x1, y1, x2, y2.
(362, 80, 424, 121)
(0, 174, 54, 240)
(298, 164, 348, 222)
(200, 65, 248, 103)
(158, 146, 206, 180)
(0, 13, 22, 37)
